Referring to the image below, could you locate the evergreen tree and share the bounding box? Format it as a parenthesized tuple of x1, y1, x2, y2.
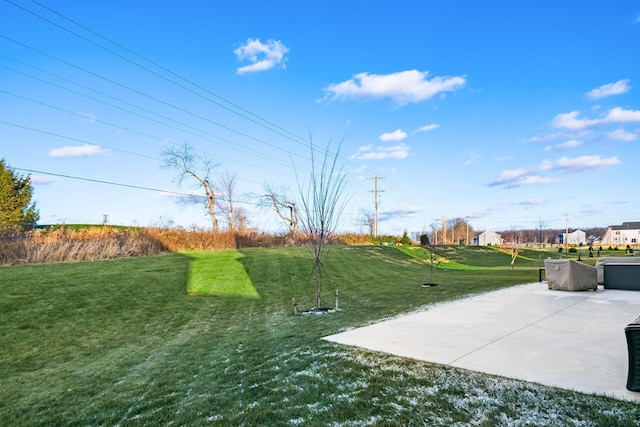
(0, 159, 39, 233)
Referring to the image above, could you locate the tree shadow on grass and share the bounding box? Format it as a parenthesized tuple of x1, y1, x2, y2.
(182, 250, 260, 298)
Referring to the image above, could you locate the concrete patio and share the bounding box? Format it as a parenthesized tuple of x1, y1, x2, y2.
(324, 282, 640, 401)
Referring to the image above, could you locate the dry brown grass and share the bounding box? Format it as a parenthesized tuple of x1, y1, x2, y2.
(0, 225, 377, 265)
(145, 227, 314, 251)
(0, 227, 166, 266)
(337, 233, 375, 245)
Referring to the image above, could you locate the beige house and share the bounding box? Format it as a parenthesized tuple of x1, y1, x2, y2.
(477, 230, 502, 246)
(602, 222, 640, 246)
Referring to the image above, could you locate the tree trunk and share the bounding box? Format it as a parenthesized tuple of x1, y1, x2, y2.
(204, 180, 218, 233)
(315, 259, 321, 309)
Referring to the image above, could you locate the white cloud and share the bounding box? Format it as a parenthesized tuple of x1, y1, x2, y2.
(494, 155, 514, 161)
(49, 143, 105, 158)
(321, 70, 466, 105)
(464, 152, 482, 166)
(551, 111, 597, 130)
(234, 38, 289, 74)
(540, 155, 620, 173)
(603, 107, 640, 123)
(552, 107, 640, 130)
(586, 79, 630, 100)
(350, 143, 409, 160)
(379, 129, 407, 142)
(515, 198, 545, 206)
(30, 175, 56, 185)
(414, 123, 440, 133)
(487, 169, 560, 188)
(355, 144, 373, 152)
(77, 110, 96, 123)
(378, 207, 422, 222)
(608, 129, 637, 142)
(543, 140, 583, 151)
(529, 129, 593, 143)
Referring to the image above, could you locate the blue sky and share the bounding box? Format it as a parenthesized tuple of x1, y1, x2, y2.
(1, 1, 639, 235)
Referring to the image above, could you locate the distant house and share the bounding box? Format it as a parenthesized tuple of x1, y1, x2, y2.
(477, 230, 502, 246)
(602, 222, 640, 246)
(557, 230, 587, 245)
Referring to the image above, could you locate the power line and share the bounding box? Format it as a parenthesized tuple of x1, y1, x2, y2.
(0, 33, 312, 165)
(7, 0, 361, 168)
(0, 60, 304, 174)
(13, 167, 263, 206)
(0, 120, 159, 160)
(1, 85, 297, 186)
(21, 0, 307, 145)
(0, 3, 426, 220)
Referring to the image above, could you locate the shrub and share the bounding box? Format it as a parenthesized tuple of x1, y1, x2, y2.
(568, 247, 577, 253)
(0, 227, 166, 265)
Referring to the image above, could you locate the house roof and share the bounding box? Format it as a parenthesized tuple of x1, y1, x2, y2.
(609, 222, 640, 231)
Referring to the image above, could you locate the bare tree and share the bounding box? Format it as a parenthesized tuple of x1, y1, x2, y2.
(263, 184, 298, 235)
(297, 137, 348, 311)
(161, 143, 219, 232)
(361, 209, 375, 236)
(216, 173, 247, 232)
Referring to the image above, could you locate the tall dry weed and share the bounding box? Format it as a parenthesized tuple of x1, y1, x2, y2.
(0, 225, 376, 265)
(0, 227, 166, 266)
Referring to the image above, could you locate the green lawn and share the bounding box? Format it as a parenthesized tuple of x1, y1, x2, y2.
(1, 246, 638, 425)
(395, 244, 556, 270)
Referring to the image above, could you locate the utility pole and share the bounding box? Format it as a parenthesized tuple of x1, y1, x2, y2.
(565, 213, 569, 255)
(433, 218, 440, 244)
(466, 215, 469, 245)
(367, 176, 385, 238)
(442, 216, 447, 245)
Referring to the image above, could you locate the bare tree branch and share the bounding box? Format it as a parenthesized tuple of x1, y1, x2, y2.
(216, 173, 248, 232)
(296, 136, 348, 310)
(161, 143, 219, 232)
(262, 184, 298, 235)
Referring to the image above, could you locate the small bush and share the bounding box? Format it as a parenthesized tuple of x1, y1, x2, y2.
(568, 247, 577, 253)
(400, 231, 411, 246)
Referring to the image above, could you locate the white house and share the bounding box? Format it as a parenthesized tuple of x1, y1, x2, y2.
(558, 229, 587, 245)
(477, 230, 502, 246)
(602, 222, 640, 246)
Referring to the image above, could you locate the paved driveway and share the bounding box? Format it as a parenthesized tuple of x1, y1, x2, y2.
(324, 282, 640, 401)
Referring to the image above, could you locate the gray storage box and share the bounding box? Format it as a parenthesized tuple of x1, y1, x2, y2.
(604, 264, 640, 290)
(596, 257, 640, 284)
